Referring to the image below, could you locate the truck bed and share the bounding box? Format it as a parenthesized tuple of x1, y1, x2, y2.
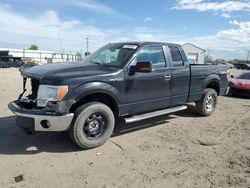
(188, 64, 229, 102)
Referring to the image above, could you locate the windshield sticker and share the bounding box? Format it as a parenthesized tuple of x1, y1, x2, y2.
(122, 45, 138, 50)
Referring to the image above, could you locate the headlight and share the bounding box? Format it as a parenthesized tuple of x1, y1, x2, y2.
(37, 85, 68, 107)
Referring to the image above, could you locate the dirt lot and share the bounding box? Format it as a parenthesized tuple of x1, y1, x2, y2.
(0, 68, 249, 188)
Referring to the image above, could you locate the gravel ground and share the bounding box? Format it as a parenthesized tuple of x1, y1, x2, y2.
(0, 68, 249, 188)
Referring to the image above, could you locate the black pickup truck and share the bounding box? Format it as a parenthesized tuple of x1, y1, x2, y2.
(9, 42, 229, 149)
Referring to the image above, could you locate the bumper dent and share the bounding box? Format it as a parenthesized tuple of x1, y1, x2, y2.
(9, 101, 74, 132)
(15, 112, 74, 132)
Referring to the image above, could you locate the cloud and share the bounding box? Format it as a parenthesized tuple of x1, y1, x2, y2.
(0, 7, 173, 52)
(144, 17, 154, 22)
(221, 13, 231, 18)
(174, 0, 250, 12)
(71, 0, 116, 14)
(122, 21, 250, 59)
(188, 20, 250, 59)
(0, 6, 249, 59)
(109, 27, 180, 42)
(172, 0, 250, 58)
(67, 0, 130, 20)
(173, 0, 250, 18)
(0, 7, 110, 53)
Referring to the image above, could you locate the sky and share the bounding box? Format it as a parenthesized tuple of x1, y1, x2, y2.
(0, 0, 249, 60)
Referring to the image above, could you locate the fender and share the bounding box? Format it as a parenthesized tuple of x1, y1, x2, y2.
(64, 81, 122, 105)
(202, 74, 221, 90)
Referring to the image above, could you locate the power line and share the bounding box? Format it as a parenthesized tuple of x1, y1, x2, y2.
(57, 29, 63, 54)
(43, 24, 63, 53)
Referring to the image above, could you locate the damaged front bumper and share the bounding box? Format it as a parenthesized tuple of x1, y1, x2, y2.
(9, 66, 76, 133)
(8, 100, 74, 133)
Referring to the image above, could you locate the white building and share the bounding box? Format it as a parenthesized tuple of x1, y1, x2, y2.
(182, 43, 205, 64)
(0, 48, 78, 64)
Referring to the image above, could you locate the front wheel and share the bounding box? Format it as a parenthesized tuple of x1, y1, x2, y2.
(195, 88, 217, 116)
(69, 102, 115, 149)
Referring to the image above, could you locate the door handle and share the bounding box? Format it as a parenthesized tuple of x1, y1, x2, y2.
(165, 75, 171, 80)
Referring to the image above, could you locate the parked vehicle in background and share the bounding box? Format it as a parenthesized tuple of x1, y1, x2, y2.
(212, 62, 233, 69)
(0, 60, 23, 68)
(222, 62, 233, 69)
(234, 63, 250, 70)
(227, 72, 250, 97)
(8, 42, 229, 149)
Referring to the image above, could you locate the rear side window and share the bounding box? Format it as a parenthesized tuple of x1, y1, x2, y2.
(169, 46, 184, 67)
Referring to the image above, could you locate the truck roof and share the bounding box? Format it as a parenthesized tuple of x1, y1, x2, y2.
(110, 41, 181, 47)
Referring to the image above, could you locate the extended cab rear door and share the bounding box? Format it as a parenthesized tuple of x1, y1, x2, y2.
(165, 45, 190, 106)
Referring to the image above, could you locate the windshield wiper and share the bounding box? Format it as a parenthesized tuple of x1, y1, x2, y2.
(90, 61, 102, 65)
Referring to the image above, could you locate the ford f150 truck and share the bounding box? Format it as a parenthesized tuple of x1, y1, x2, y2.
(8, 42, 229, 149)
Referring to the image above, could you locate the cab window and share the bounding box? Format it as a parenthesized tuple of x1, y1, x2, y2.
(135, 46, 166, 69)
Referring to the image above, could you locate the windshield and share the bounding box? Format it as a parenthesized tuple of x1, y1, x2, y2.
(85, 44, 138, 68)
(236, 72, 250, 80)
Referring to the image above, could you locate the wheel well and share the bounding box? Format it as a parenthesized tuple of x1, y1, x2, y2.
(206, 81, 220, 95)
(69, 93, 119, 116)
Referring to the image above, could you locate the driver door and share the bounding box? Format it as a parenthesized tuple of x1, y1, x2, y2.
(124, 45, 171, 115)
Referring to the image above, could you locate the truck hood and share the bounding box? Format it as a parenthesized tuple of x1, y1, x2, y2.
(20, 61, 119, 80)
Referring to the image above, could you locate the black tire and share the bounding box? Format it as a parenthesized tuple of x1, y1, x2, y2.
(69, 102, 115, 149)
(195, 88, 217, 116)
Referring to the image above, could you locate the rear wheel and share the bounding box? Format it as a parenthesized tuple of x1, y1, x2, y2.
(69, 102, 115, 149)
(195, 88, 217, 116)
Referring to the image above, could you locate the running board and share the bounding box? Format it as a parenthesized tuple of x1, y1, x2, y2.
(124, 105, 187, 124)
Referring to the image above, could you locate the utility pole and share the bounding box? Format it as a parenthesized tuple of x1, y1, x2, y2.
(247, 50, 250, 62)
(207, 49, 210, 57)
(85, 38, 90, 57)
(86, 38, 89, 53)
(57, 29, 63, 54)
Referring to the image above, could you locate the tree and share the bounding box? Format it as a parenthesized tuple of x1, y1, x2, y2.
(75, 52, 82, 60)
(229, 59, 250, 64)
(85, 52, 91, 57)
(204, 55, 213, 64)
(214, 58, 226, 64)
(28, 44, 38, 50)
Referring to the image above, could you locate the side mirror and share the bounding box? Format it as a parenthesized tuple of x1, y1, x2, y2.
(129, 61, 152, 75)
